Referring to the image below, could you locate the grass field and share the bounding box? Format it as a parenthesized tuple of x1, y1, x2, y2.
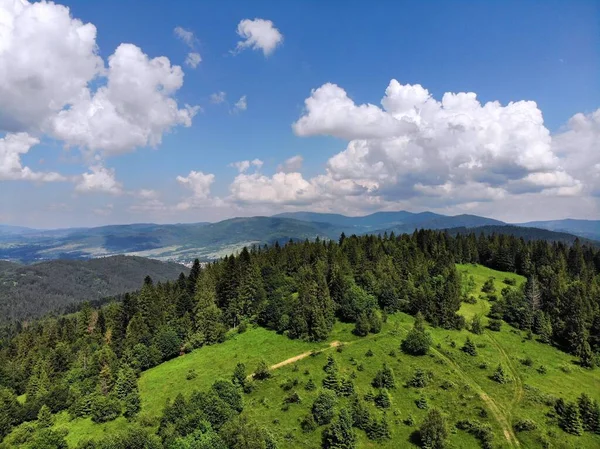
(9, 264, 600, 448)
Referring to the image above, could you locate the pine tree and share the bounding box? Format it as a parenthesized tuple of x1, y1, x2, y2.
(534, 310, 553, 344)
(232, 363, 247, 388)
(312, 390, 337, 425)
(322, 370, 340, 392)
(323, 354, 337, 374)
(37, 404, 53, 428)
(322, 408, 356, 449)
(123, 391, 141, 419)
(491, 364, 507, 384)
(195, 271, 227, 344)
(525, 276, 541, 312)
(401, 312, 432, 356)
(349, 394, 370, 430)
(462, 337, 478, 356)
(115, 366, 138, 400)
(374, 390, 391, 409)
(372, 364, 395, 389)
(338, 378, 355, 397)
(560, 402, 583, 435)
(578, 393, 599, 432)
(353, 312, 370, 337)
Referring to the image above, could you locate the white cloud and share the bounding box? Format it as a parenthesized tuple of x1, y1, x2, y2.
(230, 158, 263, 173)
(177, 170, 214, 199)
(235, 18, 283, 56)
(75, 164, 123, 195)
(0, 133, 66, 182)
(52, 43, 199, 155)
(210, 91, 226, 104)
(292, 79, 571, 206)
(93, 203, 114, 216)
(230, 172, 319, 205)
(185, 52, 202, 68)
(174, 26, 195, 47)
(277, 155, 303, 173)
(232, 95, 247, 113)
(0, 0, 103, 132)
(0, 1, 198, 159)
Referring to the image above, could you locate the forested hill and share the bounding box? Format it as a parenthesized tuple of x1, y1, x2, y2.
(0, 255, 187, 322)
(0, 230, 598, 448)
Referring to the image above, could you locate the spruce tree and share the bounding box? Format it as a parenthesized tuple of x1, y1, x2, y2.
(353, 312, 370, 337)
(401, 312, 432, 356)
(491, 364, 507, 384)
(322, 408, 356, 449)
(462, 337, 478, 356)
(312, 390, 337, 425)
(232, 363, 247, 388)
(372, 364, 395, 389)
(374, 389, 391, 409)
(560, 402, 583, 435)
(115, 366, 138, 400)
(37, 404, 53, 428)
(578, 393, 599, 432)
(349, 394, 370, 430)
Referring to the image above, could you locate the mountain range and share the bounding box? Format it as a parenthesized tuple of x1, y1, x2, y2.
(1, 212, 598, 264)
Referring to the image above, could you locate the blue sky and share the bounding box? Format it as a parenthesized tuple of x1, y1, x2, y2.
(1, 0, 599, 227)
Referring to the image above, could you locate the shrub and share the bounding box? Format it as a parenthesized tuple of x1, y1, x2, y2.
(419, 409, 448, 449)
(365, 349, 374, 357)
(488, 319, 502, 331)
(470, 315, 484, 335)
(491, 364, 508, 384)
(415, 395, 428, 410)
(301, 414, 317, 432)
(374, 390, 391, 409)
(186, 369, 197, 380)
(90, 394, 121, 423)
(401, 313, 432, 356)
(372, 364, 396, 389)
(503, 278, 517, 286)
(520, 357, 534, 367)
(407, 369, 433, 388)
(253, 360, 271, 380)
(514, 419, 537, 432)
(284, 391, 301, 404)
(305, 379, 316, 391)
(481, 278, 495, 293)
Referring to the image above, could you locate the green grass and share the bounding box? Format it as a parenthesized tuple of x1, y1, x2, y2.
(9, 264, 600, 448)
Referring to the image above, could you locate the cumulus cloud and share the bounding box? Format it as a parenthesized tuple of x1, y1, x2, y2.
(235, 18, 283, 56)
(0, 1, 198, 159)
(176, 170, 216, 210)
(75, 164, 123, 195)
(232, 95, 247, 113)
(210, 91, 226, 104)
(277, 155, 303, 173)
(0, 133, 66, 182)
(230, 172, 319, 205)
(290, 79, 578, 208)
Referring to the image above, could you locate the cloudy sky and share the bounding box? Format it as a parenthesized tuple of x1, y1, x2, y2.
(0, 0, 599, 228)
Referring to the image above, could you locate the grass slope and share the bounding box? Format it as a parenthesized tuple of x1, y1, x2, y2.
(21, 264, 600, 449)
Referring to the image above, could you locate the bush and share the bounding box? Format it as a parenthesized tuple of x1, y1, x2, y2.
(514, 419, 537, 432)
(481, 278, 495, 294)
(401, 313, 433, 356)
(491, 364, 508, 384)
(372, 364, 395, 389)
(537, 365, 547, 375)
(470, 315, 484, 335)
(503, 278, 517, 286)
(253, 360, 271, 380)
(284, 392, 302, 404)
(415, 395, 428, 410)
(407, 369, 433, 388)
(374, 390, 391, 409)
(419, 409, 447, 449)
(305, 379, 316, 391)
(186, 369, 197, 380)
(365, 349, 374, 357)
(488, 319, 502, 331)
(301, 414, 317, 432)
(520, 357, 534, 367)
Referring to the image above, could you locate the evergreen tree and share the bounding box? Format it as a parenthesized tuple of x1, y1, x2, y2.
(195, 271, 227, 344)
(491, 364, 508, 384)
(37, 404, 53, 428)
(353, 312, 370, 337)
(462, 337, 478, 356)
(560, 402, 583, 435)
(578, 393, 599, 432)
(349, 394, 370, 430)
(115, 366, 138, 400)
(419, 409, 448, 449)
(312, 390, 337, 425)
(374, 390, 391, 409)
(322, 408, 356, 449)
(232, 363, 247, 388)
(401, 312, 433, 356)
(372, 364, 395, 389)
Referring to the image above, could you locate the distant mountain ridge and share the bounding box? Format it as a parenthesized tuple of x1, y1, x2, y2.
(1, 212, 597, 264)
(0, 255, 187, 322)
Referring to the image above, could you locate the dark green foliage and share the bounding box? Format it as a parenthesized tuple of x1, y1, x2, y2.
(491, 364, 508, 384)
(338, 378, 355, 397)
(401, 312, 432, 356)
(25, 428, 69, 449)
(220, 415, 276, 449)
(374, 390, 391, 409)
(312, 390, 337, 426)
(461, 337, 478, 356)
(349, 394, 371, 430)
(470, 315, 483, 335)
(456, 419, 494, 449)
(372, 364, 395, 389)
(305, 379, 316, 391)
(123, 392, 141, 419)
(353, 312, 370, 337)
(488, 319, 502, 331)
(323, 355, 337, 374)
(514, 419, 537, 432)
(419, 409, 448, 449)
(90, 394, 121, 423)
(365, 349, 374, 357)
(481, 278, 495, 294)
(232, 363, 247, 389)
(415, 395, 428, 409)
(578, 393, 600, 432)
(559, 402, 584, 435)
(115, 366, 138, 400)
(155, 327, 182, 361)
(253, 360, 271, 380)
(366, 414, 392, 442)
(322, 408, 356, 449)
(301, 414, 317, 433)
(407, 369, 433, 388)
(37, 405, 53, 428)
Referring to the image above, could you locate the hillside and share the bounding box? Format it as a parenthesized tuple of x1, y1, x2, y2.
(0, 217, 339, 264)
(519, 219, 600, 241)
(446, 225, 600, 246)
(1, 231, 599, 449)
(0, 255, 187, 322)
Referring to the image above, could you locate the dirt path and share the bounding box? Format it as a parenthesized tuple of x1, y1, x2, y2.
(269, 341, 341, 370)
(431, 346, 520, 448)
(487, 332, 524, 410)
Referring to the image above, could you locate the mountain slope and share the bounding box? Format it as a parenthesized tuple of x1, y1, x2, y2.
(446, 225, 599, 246)
(518, 218, 600, 241)
(0, 255, 187, 322)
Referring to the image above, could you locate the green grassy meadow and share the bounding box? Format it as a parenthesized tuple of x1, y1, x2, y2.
(12, 264, 600, 448)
